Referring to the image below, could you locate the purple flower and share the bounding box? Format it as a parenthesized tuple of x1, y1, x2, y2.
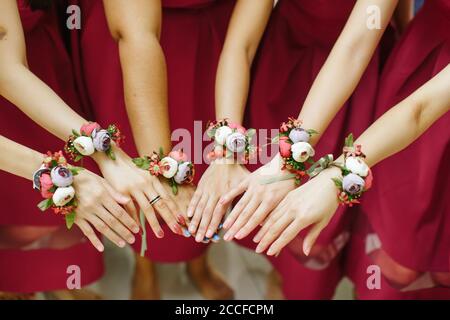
(289, 128, 310, 143)
(50, 166, 74, 187)
(92, 129, 111, 152)
(342, 173, 365, 195)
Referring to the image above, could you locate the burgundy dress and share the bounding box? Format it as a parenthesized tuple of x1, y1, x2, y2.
(346, 0, 450, 299)
(71, 0, 236, 262)
(238, 0, 393, 299)
(0, 0, 103, 293)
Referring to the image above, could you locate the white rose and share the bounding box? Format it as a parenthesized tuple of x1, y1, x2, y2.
(73, 136, 95, 156)
(160, 157, 179, 179)
(345, 156, 369, 177)
(291, 142, 315, 163)
(225, 132, 247, 153)
(52, 186, 75, 207)
(214, 126, 233, 145)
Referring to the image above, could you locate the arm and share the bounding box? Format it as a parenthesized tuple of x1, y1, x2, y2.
(103, 0, 171, 155)
(215, 0, 273, 123)
(299, 0, 397, 145)
(187, 0, 273, 241)
(0, 135, 140, 251)
(256, 65, 450, 256)
(393, 0, 414, 34)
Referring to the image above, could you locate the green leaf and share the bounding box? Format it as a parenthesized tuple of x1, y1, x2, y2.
(206, 129, 216, 139)
(72, 129, 80, 137)
(345, 134, 354, 148)
(65, 211, 76, 229)
(246, 128, 256, 137)
(37, 198, 53, 212)
(307, 129, 319, 135)
(132, 157, 145, 167)
(70, 166, 84, 176)
(332, 177, 343, 188)
(106, 148, 116, 160)
(74, 154, 83, 162)
(158, 147, 165, 159)
(171, 183, 178, 196)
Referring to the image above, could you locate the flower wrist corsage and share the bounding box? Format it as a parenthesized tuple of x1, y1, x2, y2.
(33, 151, 83, 229)
(65, 122, 124, 162)
(332, 134, 373, 207)
(206, 119, 257, 164)
(276, 117, 317, 184)
(133, 149, 194, 195)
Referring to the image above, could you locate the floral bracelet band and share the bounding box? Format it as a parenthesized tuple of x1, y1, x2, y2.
(206, 119, 257, 164)
(276, 117, 317, 185)
(332, 134, 373, 207)
(33, 151, 83, 229)
(133, 148, 194, 195)
(65, 122, 124, 162)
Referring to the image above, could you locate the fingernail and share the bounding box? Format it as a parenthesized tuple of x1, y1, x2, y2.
(189, 225, 196, 234)
(157, 230, 164, 238)
(177, 214, 186, 225)
(212, 234, 221, 242)
(187, 210, 193, 218)
(223, 221, 231, 230)
(205, 230, 214, 238)
(235, 231, 243, 239)
(223, 232, 232, 241)
(253, 235, 261, 243)
(267, 248, 275, 256)
(304, 244, 311, 256)
(119, 240, 126, 248)
(97, 245, 104, 252)
(218, 223, 224, 230)
(255, 246, 264, 254)
(183, 228, 191, 238)
(219, 198, 225, 204)
(202, 237, 210, 244)
(173, 224, 182, 235)
(128, 236, 135, 244)
(133, 226, 140, 234)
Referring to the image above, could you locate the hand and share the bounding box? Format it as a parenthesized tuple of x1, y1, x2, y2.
(95, 147, 182, 238)
(162, 182, 195, 236)
(73, 169, 140, 251)
(254, 167, 341, 256)
(218, 154, 296, 241)
(187, 158, 249, 242)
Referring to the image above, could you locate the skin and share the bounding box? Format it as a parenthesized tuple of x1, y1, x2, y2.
(187, 0, 273, 242)
(218, 0, 400, 242)
(0, 0, 180, 238)
(256, 64, 450, 256)
(0, 135, 140, 252)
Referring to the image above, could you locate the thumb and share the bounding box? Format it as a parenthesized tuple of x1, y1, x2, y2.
(102, 180, 131, 205)
(219, 179, 248, 205)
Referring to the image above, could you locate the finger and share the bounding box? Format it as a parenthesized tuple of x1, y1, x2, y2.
(222, 191, 251, 232)
(234, 201, 271, 240)
(253, 205, 285, 243)
(152, 181, 183, 224)
(103, 197, 140, 234)
(134, 192, 164, 238)
(125, 200, 139, 225)
(255, 215, 293, 254)
(76, 219, 104, 252)
(195, 197, 217, 242)
(224, 199, 259, 241)
(101, 179, 131, 205)
(189, 194, 208, 235)
(146, 190, 182, 236)
(187, 188, 202, 218)
(87, 214, 126, 248)
(218, 179, 248, 206)
(303, 220, 327, 256)
(266, 222, 303, 256)
(206, 200, 229, 239)
(97, 206, 136, 244)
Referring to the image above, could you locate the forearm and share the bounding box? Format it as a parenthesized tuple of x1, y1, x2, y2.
(299, 0, 397, 146)
(0, 135, 43, 180)
(118, 35, 171, 155)
(0, 64, 87, 140)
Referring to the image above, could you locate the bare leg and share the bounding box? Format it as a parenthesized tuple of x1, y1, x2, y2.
(187, 253, 234, 300)
(131, 253, 160, 300)
(45, 289, 102, 300)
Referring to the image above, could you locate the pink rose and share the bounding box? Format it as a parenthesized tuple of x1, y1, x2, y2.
(279, 136, 292, 158)
(228, 122, 247, 134)
(39, 173, 54, 199)
(80, 122, 101, 136)
(169, 150, 188, 162)
(364, 169, 373, 190)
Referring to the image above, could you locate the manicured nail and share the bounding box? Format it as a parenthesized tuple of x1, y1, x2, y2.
(183, 228, 191, 238)
(223, 232, 232, 241)
(195, 234, 203, 242)
(128, 236, 135, 244)
(218, 223, 224, 230)
(157, 230, 164, 238)
(132, 226, 140, 234)
(212, 234, 221, 242)
(187, 209, 194, 218)
(266, 248, 275, 256)
(189, 225, 196, 234)
(253, 234, 262, 243)
(255, 245, 264, 254)
(205, 230, 214, 238)
(235, 231, 243, 240)
(119, 240, 126, 248)
(97, 244, 104, 252)
(303, 243, 311, 256)
(177, 214, 186, 226)
(202, 237, 210, 244)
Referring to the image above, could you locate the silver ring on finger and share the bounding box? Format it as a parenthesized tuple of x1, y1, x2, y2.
(149, 195, 162, 206)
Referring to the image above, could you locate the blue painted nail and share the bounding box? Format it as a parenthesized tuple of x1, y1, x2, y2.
(213, 234, 221, 241)
(183, 229, 191, 237)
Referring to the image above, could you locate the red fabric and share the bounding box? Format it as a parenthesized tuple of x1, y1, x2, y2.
(0, 1, 103, 292)
(71, 0, 236, 262)
(241, 0, 392, 299)
(347, 0, 450, 297)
